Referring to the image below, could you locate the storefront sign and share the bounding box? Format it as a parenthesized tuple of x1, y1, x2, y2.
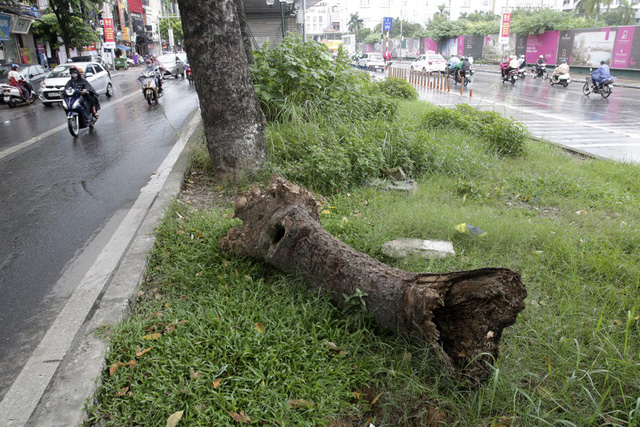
(500, 13, 511, 45)
(103, 18, 116, 49)
(128, 0, 143, 14)
(0, 13, 11, 40)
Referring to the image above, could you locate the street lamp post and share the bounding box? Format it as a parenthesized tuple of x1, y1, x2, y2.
(266, 0, 294, 40)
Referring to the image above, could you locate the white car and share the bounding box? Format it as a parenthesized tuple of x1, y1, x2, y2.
(410, 53, 447, 73)
(39, 62, 113, 106)
(157, 54, 185, 78)
(358, 53, 386, 71)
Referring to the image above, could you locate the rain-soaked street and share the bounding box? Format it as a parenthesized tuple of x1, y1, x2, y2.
(390, 64, 640, 163)
(0, 69, 199, 399)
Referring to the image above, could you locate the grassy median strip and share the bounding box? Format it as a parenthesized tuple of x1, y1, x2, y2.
(87, 99, 640, 426)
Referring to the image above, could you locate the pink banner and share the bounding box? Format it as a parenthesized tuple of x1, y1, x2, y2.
(424, 38, 437, 53)
(612, 26, 636, 68)
(526, 30, 560, 65)
(457, 36, 465, 56)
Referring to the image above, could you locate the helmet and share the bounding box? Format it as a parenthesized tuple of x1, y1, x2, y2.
(460, 56, 465, 60)
(539, 55, 544, 58)
(600, 60, 606, 65)
(510, 55, 515, 59)
(520, 55, 525, 58)
(146, 58, 152, 64)
(11, 63, 19, 70)
(561, 59, 567, 64)
(69, 66, 81, 79)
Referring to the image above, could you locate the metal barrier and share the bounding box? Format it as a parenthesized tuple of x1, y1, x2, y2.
(388, 67, 473, 98)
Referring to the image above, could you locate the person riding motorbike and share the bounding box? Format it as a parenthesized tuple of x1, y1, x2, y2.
(534, 54, 546, 76)
(8, 64, 30, 103)
(64, 66, 100, 120)
(505, 55, 519, 79)
(143, 58, 163, 93)
(518, 55, 527, 70)
(458, 56, 471, 82)
(591, 60, 611, 89)
(447, 55, 460, 76)
(554, 60, 570, 77)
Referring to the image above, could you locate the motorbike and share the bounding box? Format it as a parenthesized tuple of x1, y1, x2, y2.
(518, 67, 526, 79)
(186, 64, 194, 84)
(583, 76, 614, 98)
(549, 72, 571, 87)
(453, 70, 471, 87)
(2, 81, 36, 108)
(501, 68, 518, 85)
(139, 70, 162, 105)
(62, 88, 97, 137)
(531, 64, 548, 79)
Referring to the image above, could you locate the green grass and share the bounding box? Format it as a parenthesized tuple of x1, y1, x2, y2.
(87, 100, 640, 426)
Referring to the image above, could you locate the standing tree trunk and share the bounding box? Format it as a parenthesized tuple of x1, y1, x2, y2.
(177, 0, 267, 180)
(220, 177, 527, 381)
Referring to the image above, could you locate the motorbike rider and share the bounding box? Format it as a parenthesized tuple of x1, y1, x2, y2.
(8, 64, 30, 103)
(143, 58, 164, 93)
(64, 66, 100, 120)
(534, 55, 546, 76)
(447, 55, 460, 76)
(506, 55, 519, 78)
(459, 56, 471, 82)
(553, 60, 570, 78)
(518, 55, 527, 71)
(591, 60, 611, 89)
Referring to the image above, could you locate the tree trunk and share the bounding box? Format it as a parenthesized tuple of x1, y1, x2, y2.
(220, 177, 527, 381)
(177, 0, 267, 180)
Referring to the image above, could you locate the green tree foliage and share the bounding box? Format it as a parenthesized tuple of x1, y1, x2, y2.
(347, 13, 362, 33)
(34, 0, 100, 57)
(159, 17, 183, 44)
(355, 27, 372, 43)
(426, 18, 464, 41)
(510, 9, 595, 35)
(601, 0, 637, 25)
(372, 19, 425, 38)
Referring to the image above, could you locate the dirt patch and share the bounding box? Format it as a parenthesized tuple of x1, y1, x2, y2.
(179, 168, 234, 211)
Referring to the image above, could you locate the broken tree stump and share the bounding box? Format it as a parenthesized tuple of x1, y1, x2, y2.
(219, 176, 526, 381)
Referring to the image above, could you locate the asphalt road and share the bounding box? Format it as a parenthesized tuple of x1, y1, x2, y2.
(0, 69, 200, 400)
(385, 64, 640, 163)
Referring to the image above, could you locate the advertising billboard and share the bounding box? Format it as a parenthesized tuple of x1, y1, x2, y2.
(103, 18, 116, 49)
(0, 13, 9, 41)
(612, 26, 636, 68)
(556, 30, 575, 64)
(457, 35, 465, 56)
(128, 0, 143, 14)
(423, 37, 437, 53)
(526, 30, 559, 65)
(570, 27, 616, 67)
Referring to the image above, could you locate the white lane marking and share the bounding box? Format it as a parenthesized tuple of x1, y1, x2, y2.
(0, 91, 139, 161)
(570, 142, 640, 148)
(0, 111, 201, 426)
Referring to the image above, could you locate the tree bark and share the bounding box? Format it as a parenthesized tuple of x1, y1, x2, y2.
(220, 176, 527, 381)
(177, 0, 267, 180)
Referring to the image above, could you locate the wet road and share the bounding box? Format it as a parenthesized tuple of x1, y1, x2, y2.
(390, 65, 640, 163)
(0, 70, 199, 399)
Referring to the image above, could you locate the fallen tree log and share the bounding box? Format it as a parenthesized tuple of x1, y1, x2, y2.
(219, 176, 526, 381)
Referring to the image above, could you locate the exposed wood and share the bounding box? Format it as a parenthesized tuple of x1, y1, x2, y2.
(220, 176, 527, 381)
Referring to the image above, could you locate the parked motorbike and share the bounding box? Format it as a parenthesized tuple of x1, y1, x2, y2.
(531, 64, 548, 79)
(583, 76, 614, 98)
(186, 64, 193, 84)
(550, 72, 571, 87)
(139, 70, 162, 105)
(62, 88, 97, 137)
(2, 81, 36, 108)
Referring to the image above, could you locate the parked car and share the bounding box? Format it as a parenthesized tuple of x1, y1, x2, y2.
(357, 53, 385, 71)
(0, 63, 49, 104)
(157, 54, 185, 78)
(39, 62, 113, 106)
(410, 53, 447, 73)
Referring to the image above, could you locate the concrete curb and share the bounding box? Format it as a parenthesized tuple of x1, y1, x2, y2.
(21, 111, 203, 426)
